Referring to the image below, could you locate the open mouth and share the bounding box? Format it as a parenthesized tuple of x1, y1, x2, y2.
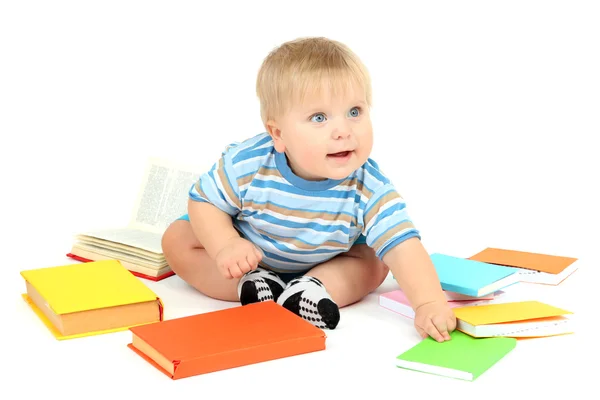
(328, 151, 352, 158)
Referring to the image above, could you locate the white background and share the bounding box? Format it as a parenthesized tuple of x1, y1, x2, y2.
(2, 1, 597, 398)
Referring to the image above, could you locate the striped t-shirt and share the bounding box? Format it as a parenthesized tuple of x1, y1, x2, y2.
(189, 132, 421, 273)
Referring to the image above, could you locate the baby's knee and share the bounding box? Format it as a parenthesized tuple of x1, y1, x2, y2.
(348, 244, 389, 284)
(374, 258, 389, 284)
(161, 220, 198, 255)
(161, 222, 177, 254)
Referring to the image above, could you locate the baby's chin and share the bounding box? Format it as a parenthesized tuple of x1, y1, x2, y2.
(324, 159, 366, 180)
(320, 166, 357, 180)
(301, 159, 363, 181)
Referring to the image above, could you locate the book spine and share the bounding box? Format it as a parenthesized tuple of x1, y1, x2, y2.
(440, 283, 476, 297)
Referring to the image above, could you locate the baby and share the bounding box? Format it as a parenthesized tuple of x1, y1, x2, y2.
(161, 36, 456, 341)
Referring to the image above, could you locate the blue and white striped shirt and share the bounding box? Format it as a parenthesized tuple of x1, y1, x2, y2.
(189, 132, 420, 273)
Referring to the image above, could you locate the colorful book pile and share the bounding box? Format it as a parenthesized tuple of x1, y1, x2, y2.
(66, 157, 204, 281)
(381, 250, 576, 381)
(19, 259, 327, 379)
(19, 246, 577, 382)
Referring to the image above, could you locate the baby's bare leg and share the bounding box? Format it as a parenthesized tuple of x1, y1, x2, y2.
(307, 244, 389, 307)
(161, 219, 240, 301)
(277, 244, 388, 329)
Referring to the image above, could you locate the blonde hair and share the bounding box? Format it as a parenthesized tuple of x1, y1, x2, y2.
(256, 37, 372, 127)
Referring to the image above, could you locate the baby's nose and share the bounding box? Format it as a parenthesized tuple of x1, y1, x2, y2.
(332, 129, 350, 139)
(331, 121, 352, 139)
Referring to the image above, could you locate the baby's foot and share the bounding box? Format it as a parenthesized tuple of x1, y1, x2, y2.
(277, 275, 340, 329)
(237, 267, 286, 305)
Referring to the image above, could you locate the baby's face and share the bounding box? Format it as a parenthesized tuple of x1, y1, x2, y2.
(270, 84, 373, 181)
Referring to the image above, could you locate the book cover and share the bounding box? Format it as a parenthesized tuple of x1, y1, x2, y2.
(395, 330, 517, 381)
(468, 247, 579, 285)
(128, 301, 326, 379)
(21, 259, 163, 340)
(379, 290, 495, 319)
(430, 253, 520, 297)
(66, 253, 175, 281)
(453, 301, 574, 338)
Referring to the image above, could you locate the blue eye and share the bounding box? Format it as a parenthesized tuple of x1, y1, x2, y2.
(348, 107, 361, 118)
(310, 113, 326, 123)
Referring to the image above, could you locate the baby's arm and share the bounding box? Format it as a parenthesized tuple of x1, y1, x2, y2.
(188, 199, 262, 279)
(383, 238, 456, 341)
(186, 151, 263, 278)
(382, 237, 446, 309)
(382, 239, 456, 341)
(187, 152, 243, 260)
(187, 199, 240, 259)
(362, 184, 456, 341)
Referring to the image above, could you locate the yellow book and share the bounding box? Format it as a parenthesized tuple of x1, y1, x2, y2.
(453, 301, 573, 338)
(21, 259, 164, 340)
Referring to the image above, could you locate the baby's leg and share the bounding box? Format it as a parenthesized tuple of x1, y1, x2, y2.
(161, 219, 286, 304)
(277, 244, 389, 329)
(307, 244, 389, 307)
(161, 219, 239, 301)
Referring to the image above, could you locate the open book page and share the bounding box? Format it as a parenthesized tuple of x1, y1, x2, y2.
(69, 244, 171, 277)
(71, 242, 167, 267)
(127, 157, 202, 234)
(72, 157, 204, 257)
(76, 228, 165, 254)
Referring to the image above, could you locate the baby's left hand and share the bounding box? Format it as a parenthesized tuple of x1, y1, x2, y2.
(413, 300, 457, 342)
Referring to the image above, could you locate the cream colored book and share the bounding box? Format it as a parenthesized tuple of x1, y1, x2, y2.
(68, 157, 202, 280)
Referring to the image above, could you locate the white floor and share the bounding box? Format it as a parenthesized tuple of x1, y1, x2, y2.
(8, 248, 589, 400)
(4, 2, 597, 398)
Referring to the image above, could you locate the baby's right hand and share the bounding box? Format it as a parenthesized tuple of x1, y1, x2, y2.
(214, 237, 263, 279)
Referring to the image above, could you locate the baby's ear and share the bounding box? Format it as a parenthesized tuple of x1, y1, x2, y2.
(266, 120, 285, 152)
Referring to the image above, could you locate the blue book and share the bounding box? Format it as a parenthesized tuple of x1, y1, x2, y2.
(430, 253, 520, 297)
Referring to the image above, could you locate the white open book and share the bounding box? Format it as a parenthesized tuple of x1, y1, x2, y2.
(68, 157, 201, 280)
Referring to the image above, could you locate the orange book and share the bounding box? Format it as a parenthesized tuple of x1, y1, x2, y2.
(128, 301, 326, 379)
(468, 247, 579, 285)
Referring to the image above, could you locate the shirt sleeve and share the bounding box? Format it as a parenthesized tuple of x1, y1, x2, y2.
(188, 146, 242, 217)
(362, 184, 421, 259)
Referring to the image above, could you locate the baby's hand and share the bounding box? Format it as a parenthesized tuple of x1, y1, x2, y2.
(414, 300, 457, 342)
(214, 237, 263, 279)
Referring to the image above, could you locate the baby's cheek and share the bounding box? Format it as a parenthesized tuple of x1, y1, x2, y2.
(295, 146, 310, 165)
(300, 149, 318, 165)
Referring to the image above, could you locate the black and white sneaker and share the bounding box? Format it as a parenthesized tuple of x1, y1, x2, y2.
(277, 275, 340, 329)
(237, 267, 286, 305)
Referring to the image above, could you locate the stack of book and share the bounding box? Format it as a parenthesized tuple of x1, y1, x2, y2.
(382, 252, 575, 381)
(67, 157, 202, 281)
(20, 260, 328, 379)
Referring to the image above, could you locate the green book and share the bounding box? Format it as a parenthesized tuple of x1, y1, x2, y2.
(395, 330, 517, 381)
